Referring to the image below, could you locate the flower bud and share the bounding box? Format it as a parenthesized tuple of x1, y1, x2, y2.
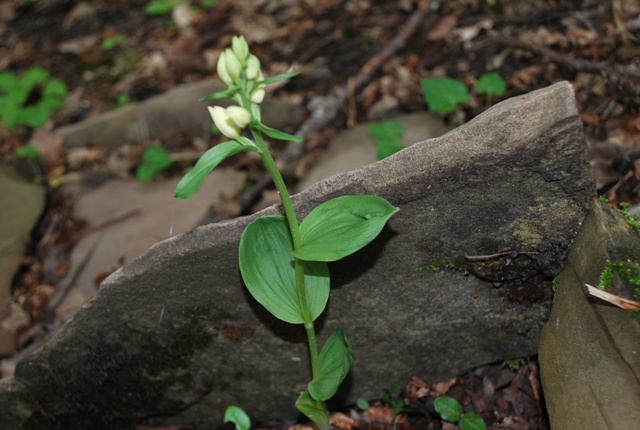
(245, 54, 261, 80)
(251, 85, 266, 104)
(226, 106, 251, 128)
(231, 35, 249, 61)
(209, 105, 246, 139)
(216, 52, 234, 86)
(224, 48, 241, 81)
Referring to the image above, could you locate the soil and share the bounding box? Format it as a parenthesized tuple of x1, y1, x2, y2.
(1, 0, 638, 429)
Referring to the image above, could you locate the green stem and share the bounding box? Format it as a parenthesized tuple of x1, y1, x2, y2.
(251, 126, 320, 377)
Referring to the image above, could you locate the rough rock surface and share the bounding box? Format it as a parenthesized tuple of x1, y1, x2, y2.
(0, 82, 594, 429)
(0, 166, 45, 356)
(539, 199, 640, 429)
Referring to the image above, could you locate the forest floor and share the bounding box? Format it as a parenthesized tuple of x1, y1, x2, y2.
(0, 0, 639, 429)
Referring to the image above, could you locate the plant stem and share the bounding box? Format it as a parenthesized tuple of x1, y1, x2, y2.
(251, 126, 320, 377)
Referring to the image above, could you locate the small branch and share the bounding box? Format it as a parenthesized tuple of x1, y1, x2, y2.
(464, 250, 539, 261)
(585, 284, 640, 311)
(510, 39, 640, 103)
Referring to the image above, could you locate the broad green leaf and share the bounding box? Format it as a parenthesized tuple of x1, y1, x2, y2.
(199, 86, 241, 101)
(293, 195, 399, 262)
(295, 391, 330, 429)
(459, 412, 487, 430)
(420, 77, 470, 114)
(224, 405, 251, 430)
(252, 121, 301, 142)
(175, 141, 257, 199)
(144, 0, 179, 15)
(434, 396, 463, 422)
(257, 70, 299, 86)
(368, 120, 406, 160)
(239, 216, 330, 324)
(24, 105, 48, 128)
(308, 328, 353, 401)
(475, 72, 506, 96)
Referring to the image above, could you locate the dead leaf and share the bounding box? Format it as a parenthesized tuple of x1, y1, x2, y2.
(428, 15, 458, 42)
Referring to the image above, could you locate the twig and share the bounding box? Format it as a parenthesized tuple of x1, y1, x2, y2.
(464, 250, 539, 261)
(510, 39, 640, 103)
(585, 284, 640, 311)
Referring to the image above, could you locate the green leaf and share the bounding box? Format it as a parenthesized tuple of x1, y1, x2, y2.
(459, 412, 487, 430)
(0, 71, 18, 93)
(475, 72, 506, 96)
(295, 391, 330, 429)
(252, 121, 301, 142)
(420, 77, 470, 114)
(368, 120, 406, 160)
(434, 396, 463, 422)
(22, 66, 49, 90)
(224, 405, 251, 430)
(136, 145, 173, 182)
(293, 195, 399, 262)
(356, 398, 370, 410)
(144, 0, 179, 15)
(199, 86, 241, 101)
(257, 70, 299, 86)
(175, 141, 257, 199)
(239, 216, 330, 324)
(308, 328, 353, 401)
(14, 145, 40, 160)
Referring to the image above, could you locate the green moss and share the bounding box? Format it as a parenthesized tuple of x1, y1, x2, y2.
(413, 260, 456, 272)
(598, 259, 640, 290)
(552, 274, 561, 293)
(618, 202, 640, 235)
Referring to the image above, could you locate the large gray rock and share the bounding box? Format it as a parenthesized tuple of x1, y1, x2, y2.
(539, 199, 640, 429)
(0, 81, 594, 429)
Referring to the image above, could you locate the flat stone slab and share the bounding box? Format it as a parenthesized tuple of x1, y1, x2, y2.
(539, 199, 640, 429)
(0, 81, 595, 429)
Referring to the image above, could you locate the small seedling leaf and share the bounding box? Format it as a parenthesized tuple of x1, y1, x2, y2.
(293, 195, 399, 262)
(476, 72, 506, 96)
(14, 145, 40, 160)
(144, 0, 178, 15)
(434, 396, 463, 422)
(296, 391, 330, 429)
(420, 77, 470, 114)
(308, 328, 353, 401)
(368, 120, 406, 160)
(459, 412, 487, 430)
(252, 121, 301, 142)
(22, 66, 49, 90)
(175, 141, 256, 198)
(239, 216, 330, 324)
(224, 405, 251, 430)
(356, 398, 370, 410)
(136, 145, 173, 182)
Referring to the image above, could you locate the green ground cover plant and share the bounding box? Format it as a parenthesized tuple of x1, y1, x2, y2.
(0, 66, 67, 129)
(136, 145, 173, 182)
(434, 396, 487, 430)
(368, 119, 406, 160)
(175, 35, 399, 429)
(420, 72, 506, 115)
